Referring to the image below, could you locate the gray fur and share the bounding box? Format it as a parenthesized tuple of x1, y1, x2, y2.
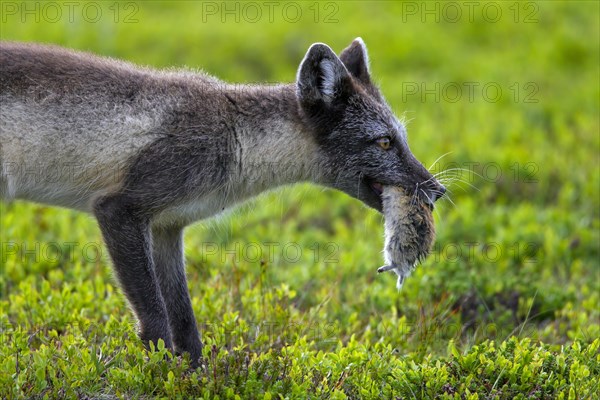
(0, 39, 445, 366)
(378, 186, 436, 289)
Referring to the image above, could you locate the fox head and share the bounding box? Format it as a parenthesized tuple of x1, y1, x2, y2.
(296, 38, 445, 212)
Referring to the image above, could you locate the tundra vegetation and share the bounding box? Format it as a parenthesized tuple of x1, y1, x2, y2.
(1, 1, 598, 398)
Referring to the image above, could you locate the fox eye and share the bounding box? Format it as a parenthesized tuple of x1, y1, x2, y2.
(376, 136, 392, 150)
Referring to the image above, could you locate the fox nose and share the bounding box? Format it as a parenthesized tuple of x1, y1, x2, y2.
(420, 182, 446, 205)
(432, 184, 446, 202)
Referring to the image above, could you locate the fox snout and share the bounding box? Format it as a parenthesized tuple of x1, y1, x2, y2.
(419, 179, 446, 206)
(404, 154, 446, 207)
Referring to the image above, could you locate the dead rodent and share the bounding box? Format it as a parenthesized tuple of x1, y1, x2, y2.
(378, 186, 436, 288)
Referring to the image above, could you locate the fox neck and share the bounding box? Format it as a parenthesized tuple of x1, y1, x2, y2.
(228, 83, 322, 195)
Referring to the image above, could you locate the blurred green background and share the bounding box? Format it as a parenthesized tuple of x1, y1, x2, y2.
(1, 1, 599, 398)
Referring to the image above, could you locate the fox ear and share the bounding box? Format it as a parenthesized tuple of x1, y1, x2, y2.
(339, 37, 370, 84)
(297, 43, 351, 106)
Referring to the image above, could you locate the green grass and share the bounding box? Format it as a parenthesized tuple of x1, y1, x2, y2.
(1, 1, 599, 398)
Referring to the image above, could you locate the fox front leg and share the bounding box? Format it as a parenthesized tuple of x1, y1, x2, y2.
(93, 194, 174, 352)
(152, 224, 203, 367)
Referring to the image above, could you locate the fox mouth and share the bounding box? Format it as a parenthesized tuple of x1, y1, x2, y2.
(356, 177, 383, 212)
(365, 179, 434, 212)
(369, 181, 384, 198)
